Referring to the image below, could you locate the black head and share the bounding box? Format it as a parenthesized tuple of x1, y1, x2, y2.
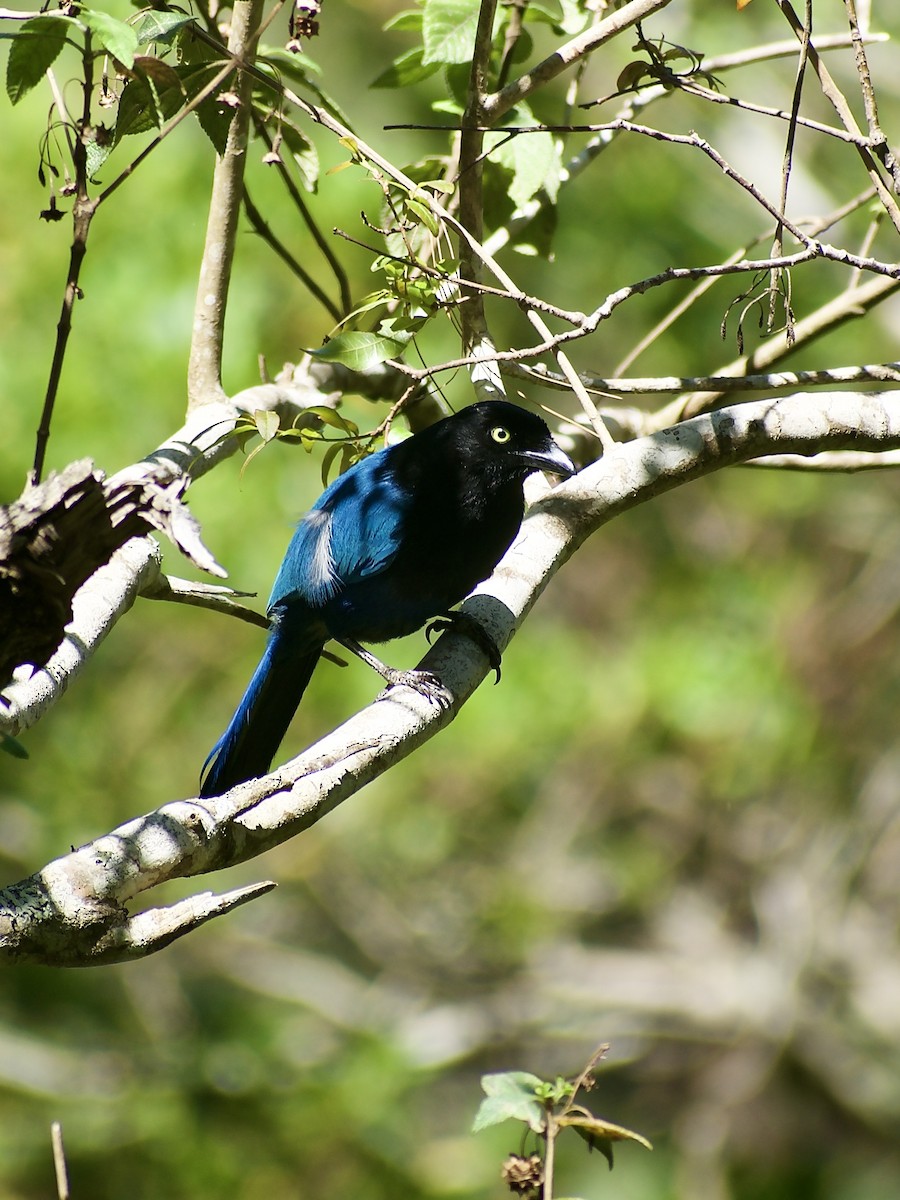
(444, 401, 576, 483)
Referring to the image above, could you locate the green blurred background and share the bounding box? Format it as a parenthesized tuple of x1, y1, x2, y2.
(2, 1, 900, 1197)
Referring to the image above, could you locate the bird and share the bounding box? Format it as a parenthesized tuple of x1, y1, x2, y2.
(199, 400, 575, 796)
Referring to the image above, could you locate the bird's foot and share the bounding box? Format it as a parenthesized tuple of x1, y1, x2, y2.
(337, 637, 454, 709)
(426, 611, 502, 683)
(380, 667, 454, 710)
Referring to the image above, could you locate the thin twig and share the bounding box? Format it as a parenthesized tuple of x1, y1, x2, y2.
(243, 186, 342, 321)
(51, 1123, 70, 1200)
(844, 0, 900, 190)
(774, 0, 900, 236)
(483, 0, 675, 121)
(254, 118, 352, 315)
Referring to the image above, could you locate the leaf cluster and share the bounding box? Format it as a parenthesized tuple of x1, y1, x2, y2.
(474, 1057, 651, 1196)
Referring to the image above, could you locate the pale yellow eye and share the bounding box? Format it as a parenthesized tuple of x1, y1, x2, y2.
(490, 426, 511, 444)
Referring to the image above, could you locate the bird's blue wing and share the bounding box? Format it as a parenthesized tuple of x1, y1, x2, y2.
(268, 447, 409, 609)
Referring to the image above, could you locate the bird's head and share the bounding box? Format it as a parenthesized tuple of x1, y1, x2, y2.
(456, 401, 576, 483)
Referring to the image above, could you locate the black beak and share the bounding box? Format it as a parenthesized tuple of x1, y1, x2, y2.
(518, 440, 576, 479)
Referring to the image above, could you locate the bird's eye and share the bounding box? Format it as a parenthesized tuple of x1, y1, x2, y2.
(490, 426, 511, 444)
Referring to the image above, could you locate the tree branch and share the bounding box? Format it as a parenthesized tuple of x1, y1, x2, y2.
(4, 390, 900, 964)
(187, 0, 265, 408)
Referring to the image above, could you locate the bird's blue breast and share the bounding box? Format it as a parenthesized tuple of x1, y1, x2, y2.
(268, 447, 411, 611)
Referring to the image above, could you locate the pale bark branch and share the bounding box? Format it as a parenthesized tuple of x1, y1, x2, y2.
(3, 390, 900, 965)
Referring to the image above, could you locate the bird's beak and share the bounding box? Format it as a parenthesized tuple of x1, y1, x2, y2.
(518, 441, 576, 479)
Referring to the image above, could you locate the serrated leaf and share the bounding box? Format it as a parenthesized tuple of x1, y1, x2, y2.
(80, 9, 139, 69)
(6, 15, 71, 106)
(473, 1072, 546, 1134)
(195, 92, 232, 154)
(422, 0, 480, 65)
(308, 330, 410, 371)
(85, 137, 111, 179)
(135, 11, 196, 46)
(114, 56, 184, 141)
(371, 47, 440, 89)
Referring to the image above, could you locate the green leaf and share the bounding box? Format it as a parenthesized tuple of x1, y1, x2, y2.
(308, 330, 410, 371)
(472, 1072, 546, 1134)
(80, 10, 139, 69)
(134, 11, 196, 46)
(384, 9, 424, 31)
(522, 0, 588, 34)
(319, 441, 343, 487)
(405, 197, 440, 237)
(195, 93, 233, 155)
(487, 118, 561, 207)
(422, 0, 480, 65)
(253, 409, 280, 442)
(114, 56, 185, 141)
(304, 406, 360, 437)
(417, 177, 455, 195)
(1, 732, 28, 760)
(558, 1113, 653, 1170)
(85, 136, 111, 179)
(278, 120, 319, 192)
(6, 15, 71, 106)
(371, 47, 440, 89)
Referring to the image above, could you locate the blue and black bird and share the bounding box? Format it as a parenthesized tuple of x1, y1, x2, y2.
(200, 400, 575, 796)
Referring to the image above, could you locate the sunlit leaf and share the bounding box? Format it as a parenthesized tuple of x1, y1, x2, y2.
(307, 330, 410, 370)
(135, 12, 196, 46)
(6, 15, 71, 106)
(422, 0, 480, 65)
(384, 9, 424, 31)
(80, 9, 139, 69)
(253, 410, 280, 442)
(472, 1072, 546, 1133)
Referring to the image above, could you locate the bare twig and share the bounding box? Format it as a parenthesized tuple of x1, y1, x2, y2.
(253, 118, 351, 315)
(775, 0, 900, 236)
(844, 0, 900, 190)
(483, 0, 676, 122)
(51, 1123, 69, 1200)
(243, 185, 342, 321)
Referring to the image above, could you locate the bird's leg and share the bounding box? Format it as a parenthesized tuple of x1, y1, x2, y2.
(425, 610, 502, 683)
(336, 637, 454, 710)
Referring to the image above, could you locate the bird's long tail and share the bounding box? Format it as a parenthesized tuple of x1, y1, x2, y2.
(200, 619, 323, 797)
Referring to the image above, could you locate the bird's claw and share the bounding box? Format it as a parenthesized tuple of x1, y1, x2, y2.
(381, 668, 454, 711)
(426, 612, 502, 683)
